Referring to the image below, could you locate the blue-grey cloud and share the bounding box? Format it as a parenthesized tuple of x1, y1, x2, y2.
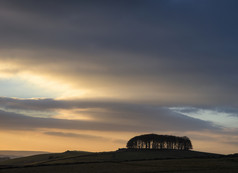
(171, 106, 238, 118)
(0, 97, 219, 132)
(0, 109, 141, 132)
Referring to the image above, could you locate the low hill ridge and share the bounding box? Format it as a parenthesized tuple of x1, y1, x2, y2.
(0, 149, 224, 169)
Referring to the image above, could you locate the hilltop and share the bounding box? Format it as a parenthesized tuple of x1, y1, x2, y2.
(0, 149, 237, 173)
(0, 149, 223, 167)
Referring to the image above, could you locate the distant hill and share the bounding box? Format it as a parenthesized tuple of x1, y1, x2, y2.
(0, 150, 50, 159)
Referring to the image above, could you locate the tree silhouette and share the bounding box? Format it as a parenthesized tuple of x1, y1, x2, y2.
(126, 134, 192, 150)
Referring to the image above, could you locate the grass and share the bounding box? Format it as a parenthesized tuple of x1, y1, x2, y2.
(0, 157, 237, 173)
(0, 150, 237, 173)
(0, 151, 91, 167)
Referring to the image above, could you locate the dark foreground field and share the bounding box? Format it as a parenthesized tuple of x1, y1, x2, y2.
(0, 150, 237, 173)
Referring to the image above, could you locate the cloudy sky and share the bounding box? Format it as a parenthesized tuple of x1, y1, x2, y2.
(0, 0, 238, 154)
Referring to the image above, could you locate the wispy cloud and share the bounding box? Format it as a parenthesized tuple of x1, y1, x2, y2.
(0, 97, 219, 132)
(44, 131, 127, 144)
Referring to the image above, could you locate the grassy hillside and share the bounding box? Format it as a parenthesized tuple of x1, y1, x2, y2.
(0, 150, 237, 173)
(0, 156, 237, 173)
(0, 150, 223, 167)
(0, 151, 91, 167)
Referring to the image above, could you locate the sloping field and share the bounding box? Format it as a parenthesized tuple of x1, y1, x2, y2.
(0, 151, 92, 167)
(38, 149, 223, 165)
(0, 150, 224, 169)
(0, 157, 237, 173)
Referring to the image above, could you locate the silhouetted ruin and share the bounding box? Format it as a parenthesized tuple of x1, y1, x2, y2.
(126, 134, 192, 150)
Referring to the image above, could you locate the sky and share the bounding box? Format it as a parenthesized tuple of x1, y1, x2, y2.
(0, 0, 238, 154)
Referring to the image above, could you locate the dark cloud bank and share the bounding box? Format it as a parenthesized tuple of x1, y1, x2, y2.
(0, 0, 238, 106)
